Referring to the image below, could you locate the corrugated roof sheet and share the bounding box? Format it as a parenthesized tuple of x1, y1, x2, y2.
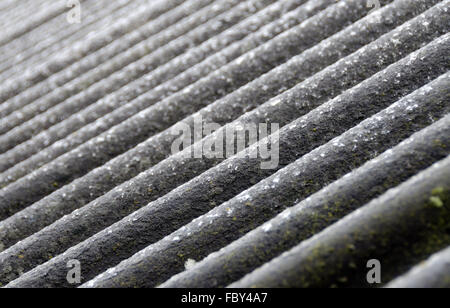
(0, 0, 448, 288)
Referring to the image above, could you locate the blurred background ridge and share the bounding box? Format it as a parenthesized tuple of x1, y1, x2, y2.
(0, 0, 448, 288)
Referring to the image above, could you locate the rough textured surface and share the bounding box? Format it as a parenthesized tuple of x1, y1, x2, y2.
(229, 154, 450, 288)
(0, 0, 201, 118)
(85, 77, 450, 288)
(0, 0, 312, 175)
(162, 113, 450, 288)
(2, 28, 449, 286)
(3, 0, 369, 214)
(0, 0, 136, 82)
(386, 246, 450, 288)
(0, 0, 272, 147)
(0, 0, 187, 103)
(0, 0, 443, 250)
(0, 0, 219, 137)
(0, 0, 449, 288)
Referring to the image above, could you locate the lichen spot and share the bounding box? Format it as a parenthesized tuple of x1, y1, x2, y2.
(430, 196, 443, 208)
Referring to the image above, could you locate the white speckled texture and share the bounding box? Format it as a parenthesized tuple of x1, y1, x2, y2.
(0, 0, 448, 288)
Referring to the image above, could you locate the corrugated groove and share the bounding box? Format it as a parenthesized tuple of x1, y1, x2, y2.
(0, 0, 213, 119)
(0, 0, 73, 47)
(1, 0, 367, 216)
(0, 0, 294, 156)
(386, 246, 450, 288)
(0, 0, 445, 259)
(228, 154, 450, 288)
(0, 0, 139, 81)
(72, 73, 450, 288)
(0, 0, 323, 183)
(162, 110, 450, 288)
(0, 0, 187, 103)
(0, 0, 249, 143)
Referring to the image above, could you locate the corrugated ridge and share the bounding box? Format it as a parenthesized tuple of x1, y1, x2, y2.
(0, 0, 72, 47)
(0, 0, 249, 143)
(0, 0, 291, 154)
(0, 0, 51, 27)
(0, 0, 446, 254)
(386, 246, 450, 288)
(0, 0, 102, 67)
(0, 0, 370, 216)
(0, 0, 448, 288)
(161, 111, 450, 288)
(228, 154, 450, 288)
(0, 0, 210, 118)
(74, 73, 449, 288)
(0, 0, 327, 183)
(0, 0, 187, 103)
(0, 0, 70, 35)
(0, 0, 140, 81)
